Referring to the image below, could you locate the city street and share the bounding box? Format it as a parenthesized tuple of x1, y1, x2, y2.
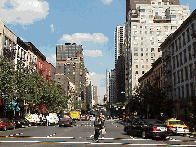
(0, 119, 196, 147)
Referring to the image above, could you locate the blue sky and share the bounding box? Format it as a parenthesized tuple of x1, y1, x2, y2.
(0, 0, 195, 97)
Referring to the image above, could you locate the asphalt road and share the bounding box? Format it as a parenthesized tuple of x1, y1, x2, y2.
(0, 119, 196, 147)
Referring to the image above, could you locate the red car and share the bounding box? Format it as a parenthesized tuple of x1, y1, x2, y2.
(0, 118, 15, 131)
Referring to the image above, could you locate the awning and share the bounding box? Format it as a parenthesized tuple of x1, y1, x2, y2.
(3, 100, 20, 111)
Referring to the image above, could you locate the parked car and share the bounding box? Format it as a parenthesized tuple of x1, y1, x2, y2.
(124, 119, 171, 139)
(0, 118, 15, 131)
(58, 117, 73, 127)
(25, 114, 40, 125)
(165, 118, 189, 135)
(12, 118, 31, 128)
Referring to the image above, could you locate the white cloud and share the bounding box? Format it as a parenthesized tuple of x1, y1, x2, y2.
(0, 0, 49, 24)
(101, 0, 113, 5)
(50, 24, 55, 33)
(89, 72, 106, 97)
(83, 50, 103, 57)
(59, 33, 108, 44)
(100, 63, 103, 65)
(46, 54, 56, 65)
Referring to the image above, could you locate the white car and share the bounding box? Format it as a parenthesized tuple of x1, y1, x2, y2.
(46, 113, 59, 125)
(89, 116, 95, 121)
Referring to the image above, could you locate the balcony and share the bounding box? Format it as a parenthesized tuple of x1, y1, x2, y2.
(153, 15, 170, 23)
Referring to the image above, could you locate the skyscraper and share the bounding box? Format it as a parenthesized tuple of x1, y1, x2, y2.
(125, 0, 190, 97)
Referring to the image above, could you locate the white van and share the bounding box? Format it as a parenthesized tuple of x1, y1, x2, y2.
(46, 113, 59, 126)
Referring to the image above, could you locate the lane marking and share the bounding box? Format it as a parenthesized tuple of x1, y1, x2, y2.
(0, 137, 75, 139)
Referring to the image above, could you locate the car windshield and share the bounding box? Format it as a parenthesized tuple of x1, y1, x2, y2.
(169, 121, 184, 125)
(61, 118, 69, 121)
(154, 121, 164, 125)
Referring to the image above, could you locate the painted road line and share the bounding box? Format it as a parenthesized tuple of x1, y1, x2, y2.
(0, 136, 75, 139)
(1, 141, 196, 146)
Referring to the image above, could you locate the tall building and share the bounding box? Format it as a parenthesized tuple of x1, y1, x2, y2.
(125, 0, 190, 96)
(115, 25, 125, 64)
(56, 43, 86, 103)
(109, 68, 116, 104)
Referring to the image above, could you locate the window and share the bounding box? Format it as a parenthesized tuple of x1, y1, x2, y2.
(142, 65, 144, 68)
(133, 25, 137, 29)
(142, 71, 145, 74)
(186, 28, 190, 42)
(151, 48, 155, 52)
(145, 31, 147, 34)
(182, 33, 186, 46)
(151, 42, 154, 45)
(149, 15, 153, 18)
(178, 37, 181, 49)
(189, 64, 193, 79)
(183, 49, 187, 63)
(146, 59, 148, 62)
(186, 84, 189, 98)
(188, 45, 192, 61)
(155, 12, 158, 15)
(141, 53, 143, 56)
(136, 65, 138, 68)
(181, 69, 184, 82)
(173, 72, 176, 85)
(135, 71, 138, 74)
(172, 43, 174, 55)
(141, 15, 145, 18)
(171, 15, 176, 18)
(134, 53, 138, 56)
(181, 86, 184, 98)
(140, 26, 142, 28)
(158, 2, 161, 5)
(146, 48, 148, 51)
(164, 26, 168, 30)
(146, 53, 148, 57)
(164, 2, 167, 5)
(134, 48, 138, 51)
(140, 9, 145, 12)
(141, 48, 143, 51)
(185, 66, 188, 80)
(175, 40, 178, 51)
(150, 31, 154, 34)
(151, 53, 155, 57)
(171, 26, 177, 30)
(180, 52, 183, 65)
(177, 71, 180, 83)
(172, 56, 175, 69)
(176, 55, 179, 67)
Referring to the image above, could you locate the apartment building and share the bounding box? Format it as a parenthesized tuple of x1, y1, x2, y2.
(161, 9, 196, 120)
(0, 19, 17, 60)
(138, 57, 163, 88)
(56, 43, 87, 103)
(125, 0, 190, 97)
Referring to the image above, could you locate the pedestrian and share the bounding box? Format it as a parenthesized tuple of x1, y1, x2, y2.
(100, 113, 106, 138)
(94, 115, 101, 142)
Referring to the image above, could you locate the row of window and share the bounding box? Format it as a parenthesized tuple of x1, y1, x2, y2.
(133, 48, 156, 52)
(173, 64, 194, 85)
(173, 83, 194, 99)
(132, 25, 176, 30)
(171, 24, 195, 54)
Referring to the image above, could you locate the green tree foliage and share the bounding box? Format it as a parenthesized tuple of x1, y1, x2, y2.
(0, 56, 69, 113)
(126, 83, 173, 119)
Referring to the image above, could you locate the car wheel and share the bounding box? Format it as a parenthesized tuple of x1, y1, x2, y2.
(142, 131, 146, 139)
(59, 124, 62, 127)
(3, 126, 7, 131)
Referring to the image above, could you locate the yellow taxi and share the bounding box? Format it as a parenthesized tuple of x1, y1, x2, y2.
(165, 118, 189, 135)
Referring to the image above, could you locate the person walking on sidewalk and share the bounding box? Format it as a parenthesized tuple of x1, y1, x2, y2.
(100, 113, 106, 138)
(94, 115, 101, 142)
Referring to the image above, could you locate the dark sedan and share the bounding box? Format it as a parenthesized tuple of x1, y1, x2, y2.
(124, 119, 171, 139)
(12, 118, 31, 128)
(58, 118, 73, 127)
(0, 118, 15, 131)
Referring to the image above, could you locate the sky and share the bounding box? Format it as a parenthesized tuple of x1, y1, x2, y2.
(0, 0, 195, 98)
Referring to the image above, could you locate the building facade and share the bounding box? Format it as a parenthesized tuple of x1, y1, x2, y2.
(109, 68, 116, 104)
(161, 9, 196, 120)
(125, 0, 190, 97)
(56, 43, 87, 104)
